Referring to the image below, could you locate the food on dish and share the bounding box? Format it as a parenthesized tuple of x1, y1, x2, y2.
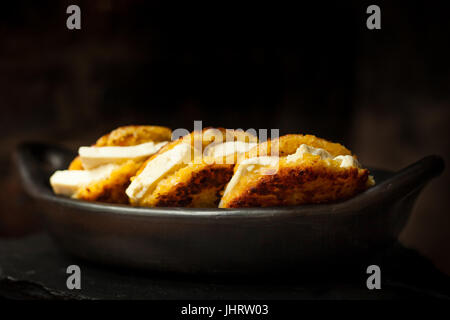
(219, 134, 375, 208)
(126, 128, 258, 207)
(50, 125, 172, 204)
(49, 126, 375, 208)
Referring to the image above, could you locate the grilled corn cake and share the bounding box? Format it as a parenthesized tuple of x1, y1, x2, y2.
(220, 134, 374, 208)
(126, 128, 257, 207)
(50, 125, 172, 204)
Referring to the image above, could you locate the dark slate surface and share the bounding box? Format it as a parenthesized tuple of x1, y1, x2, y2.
(0, 233, 448, 300)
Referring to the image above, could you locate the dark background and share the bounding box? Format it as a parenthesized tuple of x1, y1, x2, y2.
(1, 1, 449, 274)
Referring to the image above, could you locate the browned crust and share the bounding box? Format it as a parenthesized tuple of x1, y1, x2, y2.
(149, 164, 234, 207)
(220, 134, 368, 208)
(222, 164, 370, 208)
(75, 160, 144, 204)
(95, 125, 172, 146)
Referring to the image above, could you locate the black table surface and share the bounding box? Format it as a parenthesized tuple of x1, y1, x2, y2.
(0, 233, 448, 300)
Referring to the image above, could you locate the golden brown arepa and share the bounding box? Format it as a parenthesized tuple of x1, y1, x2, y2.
(50, 125, 172, 204)
(126, 128, 258, 207)
(219, 134, 374, 208)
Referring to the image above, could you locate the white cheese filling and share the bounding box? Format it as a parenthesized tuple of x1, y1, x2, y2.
(79, 141, 168, 170)
(333, 155, 359, 168)
(49, 163, 119, 197)
(125, 143, 194, 202)
(286, 144, 359, 168)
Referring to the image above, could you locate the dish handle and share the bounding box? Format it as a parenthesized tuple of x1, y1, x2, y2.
(15, 142, 74, 200)
(361, 155, 445, 207)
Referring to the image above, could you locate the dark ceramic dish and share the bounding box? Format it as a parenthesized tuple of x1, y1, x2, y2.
(16, 142, 444, 274)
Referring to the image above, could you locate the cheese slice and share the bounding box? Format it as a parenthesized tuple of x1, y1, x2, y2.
(204, 141, 258, 158)
(126, 143, 193, 202)
(50, 163, 119, 197)
(219, 156, 279, 208)
(79, 141, 167, 170)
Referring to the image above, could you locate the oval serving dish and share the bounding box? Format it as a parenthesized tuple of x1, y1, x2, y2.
(16, 142, 444, 274)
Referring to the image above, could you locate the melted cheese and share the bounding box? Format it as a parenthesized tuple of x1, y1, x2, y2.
(286, 144, 332, 162)
(333, 155, 360, 168)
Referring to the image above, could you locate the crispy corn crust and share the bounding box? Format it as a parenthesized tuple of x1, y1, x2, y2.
(134, 162, 234, 207)
(95, 125, 172, 146)
(130, 128, 257, 207)
(221, 135, 371, 208)
(68, 156, 84, 170)
(75, 160, 144, 204)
